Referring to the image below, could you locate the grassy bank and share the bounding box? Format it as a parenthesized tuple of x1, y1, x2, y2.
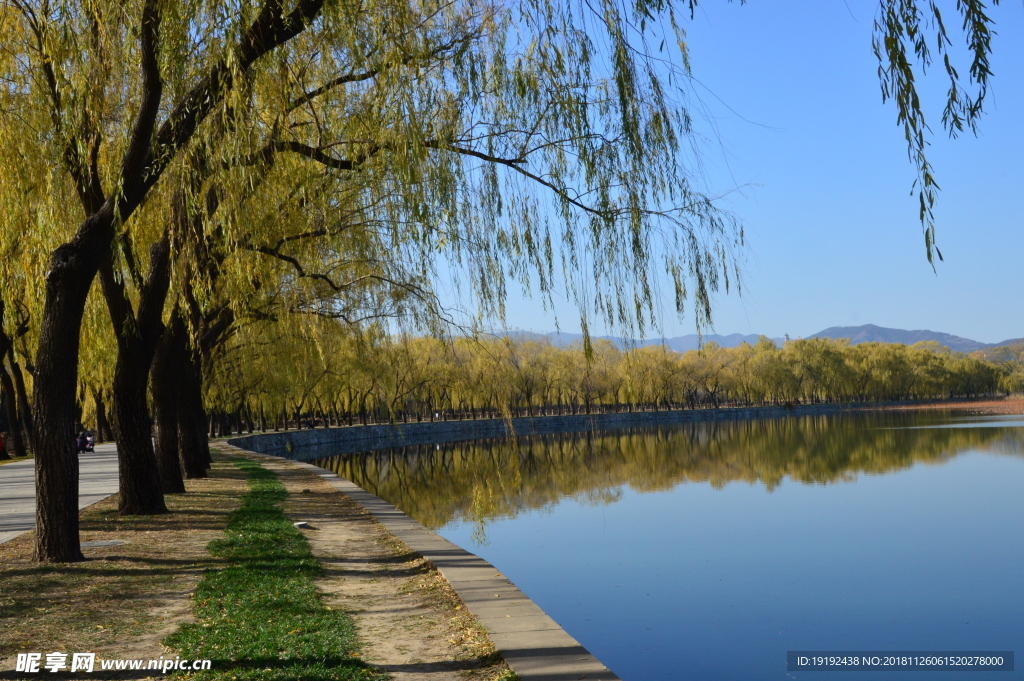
(165, 459, 382, 681)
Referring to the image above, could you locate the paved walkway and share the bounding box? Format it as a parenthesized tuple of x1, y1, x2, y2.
(0, 444, 119, 545)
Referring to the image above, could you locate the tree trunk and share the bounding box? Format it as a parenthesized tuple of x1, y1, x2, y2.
(6, 356, 33, 446)
(93, 390, 113, 443)
(10, 357, 34, 445)
(99, 238, 171, 516)
(110, 347, 168, 513)
(33, 235, 105, 563)
(0, 371, 11, 459)
(151, 325, 185, 493)
(177, 339, 210, 477)
(1, 365, 26, 458)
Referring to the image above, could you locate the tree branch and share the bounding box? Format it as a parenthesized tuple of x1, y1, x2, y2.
(136, 233, 171, 343)
(274, 140, 373, 170)
(98, 252, 136, 353)
(148, 0, 326, 182)
(423, 140, 610, 217)
(286, 34, 474, 113)
(287, 69, 382, 112)
(119, 0, 163, 201)
(13, 0, 105, 213)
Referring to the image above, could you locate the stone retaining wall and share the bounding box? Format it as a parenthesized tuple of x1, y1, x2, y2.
(227, 401, 900, 460)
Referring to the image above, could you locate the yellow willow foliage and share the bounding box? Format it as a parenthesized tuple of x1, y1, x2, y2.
(872, 0, 1003, 263)
(194, 328, 1018, 429)
(77, 281, 118, 390)
(0, 0, 1008, 434)
(1, 0, 746, 395)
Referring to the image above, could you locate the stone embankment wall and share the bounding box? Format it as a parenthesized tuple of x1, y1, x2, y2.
(227, 401, 895, 460)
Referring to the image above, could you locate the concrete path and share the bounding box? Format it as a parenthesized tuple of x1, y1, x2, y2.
(0, 444, 119, 545)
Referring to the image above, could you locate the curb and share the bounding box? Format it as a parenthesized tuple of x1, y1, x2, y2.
(217, 443, 622, 681)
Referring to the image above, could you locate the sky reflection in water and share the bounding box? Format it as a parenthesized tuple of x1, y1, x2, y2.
(314, 412, 1024, 680)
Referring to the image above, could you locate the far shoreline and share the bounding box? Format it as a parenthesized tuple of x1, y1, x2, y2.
(871, 396, 1024, 415)
(228, 395, 1024, 461)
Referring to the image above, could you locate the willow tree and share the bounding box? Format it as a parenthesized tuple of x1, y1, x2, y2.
(1, 0, 749, 562)
(0, 0, 337, 561)
(873, 0, 1003, 261)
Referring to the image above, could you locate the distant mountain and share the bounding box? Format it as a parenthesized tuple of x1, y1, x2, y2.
(510, 324, 1022, 354)
(808, 324, 989, 353)
(508, 330, 782, 352)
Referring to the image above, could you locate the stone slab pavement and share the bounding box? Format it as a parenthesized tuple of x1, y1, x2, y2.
(221, 444, 623, 681)
(0, 444, 119, 545)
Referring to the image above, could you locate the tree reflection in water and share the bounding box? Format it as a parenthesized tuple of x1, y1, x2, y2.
(313, 412, 1024, 538)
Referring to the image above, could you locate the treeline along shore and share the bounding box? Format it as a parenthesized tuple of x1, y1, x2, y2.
(201, 333, 1022, 436)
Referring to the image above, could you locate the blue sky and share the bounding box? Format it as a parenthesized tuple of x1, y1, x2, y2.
(486, 1, 1024, 344)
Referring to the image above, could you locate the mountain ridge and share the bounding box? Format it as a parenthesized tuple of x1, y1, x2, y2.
(510, 324, 1021, 354)
(809, 324, 987, 353)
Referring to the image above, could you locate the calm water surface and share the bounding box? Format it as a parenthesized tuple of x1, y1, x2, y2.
(312, 412, 1024, 680)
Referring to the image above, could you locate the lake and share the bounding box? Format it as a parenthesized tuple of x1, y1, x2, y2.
(311, 410, 1024, 680)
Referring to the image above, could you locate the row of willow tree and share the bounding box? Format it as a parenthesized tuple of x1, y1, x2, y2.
(2, 0, 750, 562)
(0, 0, 1005, 562)
(7, 330, 1016, 467)
(137, 332, 1021, 436)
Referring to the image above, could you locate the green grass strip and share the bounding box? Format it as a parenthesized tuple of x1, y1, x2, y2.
(166, 459, 382, 680)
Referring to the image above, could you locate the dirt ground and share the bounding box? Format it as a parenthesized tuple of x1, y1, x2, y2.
(0, 458, 248, 679)
(256, 457, 510, 681)
(1, 453, 509, 681)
